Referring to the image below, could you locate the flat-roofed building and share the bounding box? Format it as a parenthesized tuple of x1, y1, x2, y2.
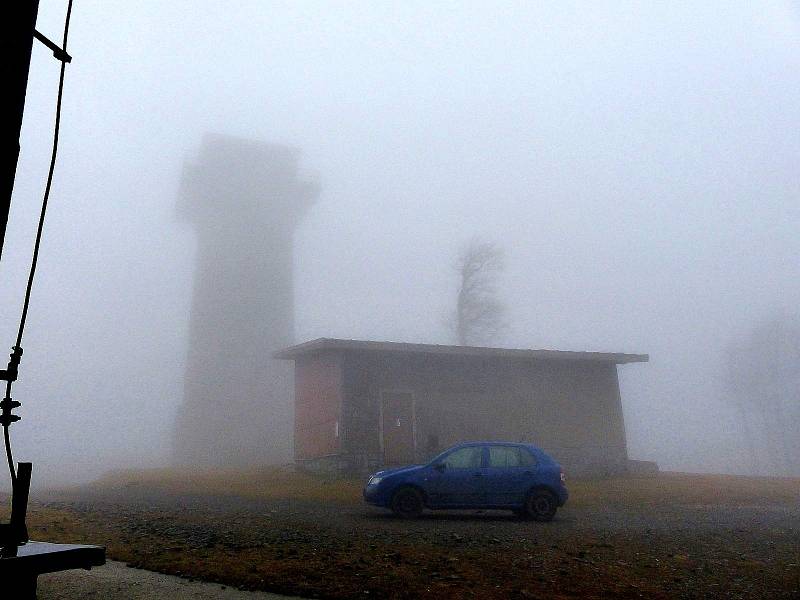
(275, 338, 648, 476)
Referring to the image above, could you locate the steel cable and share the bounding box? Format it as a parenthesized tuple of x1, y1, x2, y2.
(4, 0, 74, 484)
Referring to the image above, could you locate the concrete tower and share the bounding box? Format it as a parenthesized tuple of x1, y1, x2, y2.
(174, 134, 318, 466)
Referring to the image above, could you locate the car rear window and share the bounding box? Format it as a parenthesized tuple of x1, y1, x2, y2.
(489, 446, 537, 468)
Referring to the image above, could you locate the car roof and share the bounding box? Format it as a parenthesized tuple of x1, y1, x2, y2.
(450, 441, 541, 451)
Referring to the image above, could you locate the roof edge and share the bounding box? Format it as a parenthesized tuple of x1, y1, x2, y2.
(274, 338, 648, 364)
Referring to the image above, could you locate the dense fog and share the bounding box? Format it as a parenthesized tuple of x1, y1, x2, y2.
(2, 1, 798, 487)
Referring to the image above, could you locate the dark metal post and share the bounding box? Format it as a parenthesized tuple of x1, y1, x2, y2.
(0, 5, 108, 593)
(0, 0, 40, 260)
(9, 463, 32, 544)
(0, 9, 106, 596)
(0, 0, 39, 553)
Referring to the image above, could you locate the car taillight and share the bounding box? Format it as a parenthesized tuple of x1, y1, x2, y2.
(560, 470, 566, 483)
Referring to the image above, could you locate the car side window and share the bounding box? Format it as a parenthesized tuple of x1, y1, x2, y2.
(489, 446, 520, 468)
(489, 446, 537, 468)
(443, 447, 482, 469)
(519, 447, 537, 467)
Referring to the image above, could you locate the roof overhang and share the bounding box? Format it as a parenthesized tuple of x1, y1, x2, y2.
(274, 338, 648, 365)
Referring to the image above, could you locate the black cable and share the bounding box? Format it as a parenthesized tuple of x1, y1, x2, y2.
(4, 0, 74, 484)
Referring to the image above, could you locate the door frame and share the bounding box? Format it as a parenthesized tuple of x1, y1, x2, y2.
(378, 389, 417, 464)
(427, 444, 488, 507)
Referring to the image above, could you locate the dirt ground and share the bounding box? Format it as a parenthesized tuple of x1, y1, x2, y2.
(12, 471, 800, 599)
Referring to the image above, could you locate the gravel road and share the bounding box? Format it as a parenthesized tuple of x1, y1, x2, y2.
(22, 479, 800, 599)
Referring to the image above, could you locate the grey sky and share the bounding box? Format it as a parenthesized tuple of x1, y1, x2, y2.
(3, 1, 798, 484)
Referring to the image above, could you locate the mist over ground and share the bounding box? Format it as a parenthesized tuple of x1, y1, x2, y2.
(2, 1, 798, 487)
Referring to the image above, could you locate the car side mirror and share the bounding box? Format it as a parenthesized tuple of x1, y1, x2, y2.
(434, 463, 446, 472)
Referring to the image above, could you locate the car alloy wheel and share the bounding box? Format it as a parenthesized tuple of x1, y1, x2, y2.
(391, 487, 423, 519)
(526, 490, 557, 521)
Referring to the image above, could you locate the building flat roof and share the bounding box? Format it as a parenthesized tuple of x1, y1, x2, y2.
(274, 338, 648, 364)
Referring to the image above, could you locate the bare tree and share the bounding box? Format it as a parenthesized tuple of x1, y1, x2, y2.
(453, 237, 506, 346)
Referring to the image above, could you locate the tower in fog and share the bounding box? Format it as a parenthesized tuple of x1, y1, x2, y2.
(174, 134, 318, 466)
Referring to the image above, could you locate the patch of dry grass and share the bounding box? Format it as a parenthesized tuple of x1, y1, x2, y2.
(88, 465, 363, 503)
(567, 472, 800, 508)
(85, 467, 800, 509)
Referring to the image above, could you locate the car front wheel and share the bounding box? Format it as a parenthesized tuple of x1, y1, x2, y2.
(390, 487, 424, 519)
(525, 489, 557, 521)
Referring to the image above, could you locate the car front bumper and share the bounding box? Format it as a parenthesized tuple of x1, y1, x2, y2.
(363, 484, 390, 507)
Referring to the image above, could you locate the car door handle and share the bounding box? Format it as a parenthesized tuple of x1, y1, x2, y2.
(472, 472, 483, 477)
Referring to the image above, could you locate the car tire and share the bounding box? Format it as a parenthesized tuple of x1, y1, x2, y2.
(390, 487, 424, 519)
(525, 489, 557, 522)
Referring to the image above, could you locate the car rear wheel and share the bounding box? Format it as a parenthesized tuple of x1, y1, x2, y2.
(525, 489, 557, 521)
(390, 487, 424, 519)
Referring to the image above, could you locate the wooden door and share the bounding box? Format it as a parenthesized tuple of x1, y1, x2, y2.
(381, 391, 415, 465)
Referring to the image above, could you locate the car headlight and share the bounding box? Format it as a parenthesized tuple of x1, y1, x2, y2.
(368, 476, 383, 485)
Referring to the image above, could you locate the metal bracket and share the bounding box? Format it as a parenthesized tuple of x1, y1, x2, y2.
(33, 30, 71, 63)
(0, 347, 22, 383)
(0, 398, 21, 427)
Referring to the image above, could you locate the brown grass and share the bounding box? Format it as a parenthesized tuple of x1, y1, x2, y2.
(86, 467, 800, 508)
(566, 472, 800, 508)
(88, 465, 363, 503)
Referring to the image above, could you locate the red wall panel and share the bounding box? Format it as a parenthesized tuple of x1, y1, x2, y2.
(294, 351, 342, 460)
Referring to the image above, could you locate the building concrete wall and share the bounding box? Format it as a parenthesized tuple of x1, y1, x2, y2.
(337, 350, 629, 476)
(173, 134, 317, 466)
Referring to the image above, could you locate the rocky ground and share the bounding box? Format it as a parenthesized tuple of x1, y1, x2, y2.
(12, 472, 800, 599)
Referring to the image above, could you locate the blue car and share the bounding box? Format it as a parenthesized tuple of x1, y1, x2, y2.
(363, 441, 568, 520)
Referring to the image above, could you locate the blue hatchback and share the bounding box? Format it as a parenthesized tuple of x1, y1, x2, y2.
(363, 441, 568, 520)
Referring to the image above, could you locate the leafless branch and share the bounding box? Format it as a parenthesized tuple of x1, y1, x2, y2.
(453, 237, 506, 346)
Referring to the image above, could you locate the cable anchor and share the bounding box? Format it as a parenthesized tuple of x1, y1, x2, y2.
(0, 347, 22, 383)
(0, 398, 21, 428)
